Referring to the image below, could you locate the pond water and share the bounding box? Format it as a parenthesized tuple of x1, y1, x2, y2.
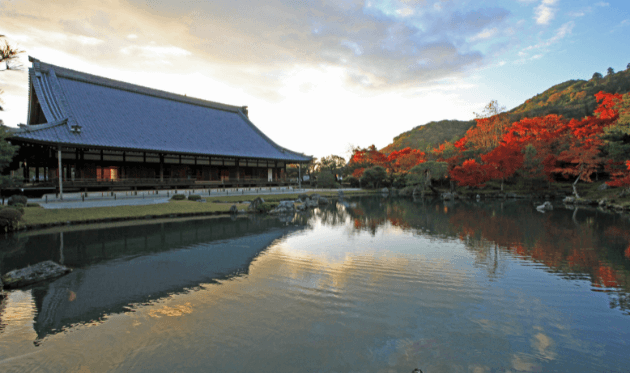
(1, 197, 629, 372)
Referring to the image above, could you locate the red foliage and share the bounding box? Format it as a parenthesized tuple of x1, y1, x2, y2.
(480, 143, 524, 182)
(449, 159, 493, 187)
(594, 91, 623, 120)
(352, 168, 365, 178)
(606, 160, 630, 187)
(386, 147, 426, 173)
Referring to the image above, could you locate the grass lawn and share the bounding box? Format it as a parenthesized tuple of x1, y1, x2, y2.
(22, 201, 250, 227)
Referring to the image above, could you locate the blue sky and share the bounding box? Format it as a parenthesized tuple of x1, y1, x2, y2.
(1, 0, 628, 159)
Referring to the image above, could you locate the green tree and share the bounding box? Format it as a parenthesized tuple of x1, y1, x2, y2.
(607, 67, 615, 76)
(319, 155, 346, 177)
(592, 72, 603, 80)
(360, 166, 387, 188)
(407, 161, 448, 193)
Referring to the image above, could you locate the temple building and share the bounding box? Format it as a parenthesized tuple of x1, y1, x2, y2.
(7, 57, 311, 195)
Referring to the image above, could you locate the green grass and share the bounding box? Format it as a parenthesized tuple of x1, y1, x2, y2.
(22, 201, 250, 227)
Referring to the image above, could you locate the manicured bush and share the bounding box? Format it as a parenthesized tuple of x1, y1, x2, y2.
(188, 195, 202, 201)
(8, 195, 27, 206)
(12, 203, 25, 213)
(317, 171, 338, 189)
(345, 176, 360, 188)
(0, 207, 23, 231)
(171, 194, 186, 200)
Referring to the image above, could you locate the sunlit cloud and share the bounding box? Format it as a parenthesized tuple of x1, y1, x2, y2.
(535, 0, 559, 25)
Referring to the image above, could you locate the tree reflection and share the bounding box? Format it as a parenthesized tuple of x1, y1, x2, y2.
(341, 196, 630, 314)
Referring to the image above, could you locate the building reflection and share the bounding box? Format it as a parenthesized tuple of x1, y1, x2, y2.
(0, 215, 307, 340)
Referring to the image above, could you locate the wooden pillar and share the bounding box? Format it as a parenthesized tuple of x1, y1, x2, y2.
(58, 147, 63, 200)
(160, 154, 164, 182)
(298, 163, 301, 189)
(35, 166, 39, 183)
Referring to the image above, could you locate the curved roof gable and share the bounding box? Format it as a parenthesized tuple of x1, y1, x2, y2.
(12, 58, 311, 162)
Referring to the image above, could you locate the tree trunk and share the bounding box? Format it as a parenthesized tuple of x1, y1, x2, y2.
(501, 179, 504, 192)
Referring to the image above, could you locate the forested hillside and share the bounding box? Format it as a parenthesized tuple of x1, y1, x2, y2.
(382, 67, 630, 154)
(381, 119, 474, 154)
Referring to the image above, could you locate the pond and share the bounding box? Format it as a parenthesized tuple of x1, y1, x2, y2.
(1, 197, 629, 372)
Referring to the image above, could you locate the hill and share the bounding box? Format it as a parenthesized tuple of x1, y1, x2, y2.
(381, 119, 474, 154)
(382, 68, 630, 154)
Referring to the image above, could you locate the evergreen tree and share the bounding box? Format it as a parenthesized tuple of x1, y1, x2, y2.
(607, 67, 615, 76)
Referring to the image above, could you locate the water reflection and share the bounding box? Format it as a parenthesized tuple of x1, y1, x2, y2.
(0, 198, 629, 372)
(343, 196, 630, 314)
(1, 215, 307, 340)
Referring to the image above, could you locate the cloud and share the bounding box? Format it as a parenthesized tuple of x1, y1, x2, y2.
(535, 0, 559, 25)
(595, 2, 609, 6)
(0, 0, 515, 93)
(469, 27, 499, 42)
(516, 21, 573, 63)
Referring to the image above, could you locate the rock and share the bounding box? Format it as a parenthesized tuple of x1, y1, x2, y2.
(298, 193, 309, 202)
(305, 199, 319, 208)
(563, 196, 576, 204)
(476, 194, 481, 200)
(296, 203, 307, 211)
(598, 183, 610, 191)
(598, 199, 608, 207)
(247, 197, 265, 212)
(310, 194, 321, 202)
(1, 261, 72, 289)
(270, 201, 295, 215)
(338, 190, 344, 197)
(318, 196, 329, 205)
(229, 205, 238, 214)
(536, 201, 553, 211)
(381, 187, 389, 194)
(441, 192, 454, 201)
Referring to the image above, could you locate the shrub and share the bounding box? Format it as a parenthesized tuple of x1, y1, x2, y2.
(253, 202, 275, 213)
(0, 207, 23, 231)
(360, 166, 387, 188)
(317, 171, 338, 189)
(171, 194, 186, 200)
(345, 176, 360, 188)
(8, 195, 27, 206)
(188, 195, 202, 201)
(12, 203, 25, 213)
(26, 203, 40, 207)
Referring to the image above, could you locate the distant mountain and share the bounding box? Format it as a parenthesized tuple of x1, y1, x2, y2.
(382, 68, 630, 154)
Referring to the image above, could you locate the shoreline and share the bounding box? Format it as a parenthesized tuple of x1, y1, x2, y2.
(14, 190, 380, 232)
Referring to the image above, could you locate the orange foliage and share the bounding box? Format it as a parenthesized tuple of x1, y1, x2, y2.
(593, 265, 619, 288)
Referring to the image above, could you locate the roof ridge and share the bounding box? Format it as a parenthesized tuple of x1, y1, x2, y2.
(29, 57, 243, 114)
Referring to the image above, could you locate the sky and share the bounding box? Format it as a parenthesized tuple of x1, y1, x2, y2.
(0, 0, 629, 160)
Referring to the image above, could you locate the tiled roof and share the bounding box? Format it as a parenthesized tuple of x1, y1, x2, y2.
(11, 58, 311, 162)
